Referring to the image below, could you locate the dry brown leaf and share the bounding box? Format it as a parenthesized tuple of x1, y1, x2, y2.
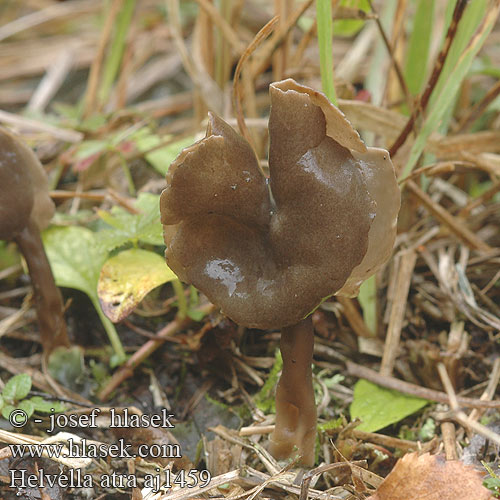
(366, 452, 493, 500)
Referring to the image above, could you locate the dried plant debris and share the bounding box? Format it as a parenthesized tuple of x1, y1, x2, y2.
(366, 452, 493, 500)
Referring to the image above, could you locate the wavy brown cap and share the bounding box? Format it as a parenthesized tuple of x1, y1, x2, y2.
(160, 79, 400, 329)
(0, 127, 55, 240)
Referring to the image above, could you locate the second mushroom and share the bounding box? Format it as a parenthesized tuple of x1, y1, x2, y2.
(160, 79, 400, 466)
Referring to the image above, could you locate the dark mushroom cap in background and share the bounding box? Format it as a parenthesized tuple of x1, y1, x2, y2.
(0, 127, 55, 240)
(160, 79, 401, 330)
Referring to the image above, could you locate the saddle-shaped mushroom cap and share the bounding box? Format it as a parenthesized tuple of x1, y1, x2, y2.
(160, 79, 400, 330)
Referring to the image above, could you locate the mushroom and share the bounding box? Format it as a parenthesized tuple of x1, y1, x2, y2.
(0, 127, 69, 355)
(160, 79, 400, 465)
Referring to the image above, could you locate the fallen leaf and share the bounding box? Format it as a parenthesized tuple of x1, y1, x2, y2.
(366, 452, 493, 500)
(350, 380, 428, 432)
(98, 248, 177, 322)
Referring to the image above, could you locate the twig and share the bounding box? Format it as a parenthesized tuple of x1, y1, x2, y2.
(346, 361, 500, 409)
(239, 425, 275, 436)
(468, 357, 500, 422)
(50, 190, 106, 202)
(456, 79, 500, 133)
(27, 50, 73, 112)
(272, 0, 293, 81)
(84, 0, 122, 117)
(380, 250, 417, 376)
(351, 429, 435, 453)
(441, 422, 458, 460)
(193, 0, 245, 55)
(250, 0, 314, 78)
(336, 297, 374, 338)
(98, 304, 214, 400)
(406, 180, 492, 253)
(367, 0, 413, 112)
(154, 470, 240, 500)
(166, 0, 223, 114)
(437, 363, 500, 448)
(299, 461, 369, 500)
(458, 180, 500, 218)
(0, 0, 100, 42)
(0, 110, 83, 143)
(389, 0, 468, 157)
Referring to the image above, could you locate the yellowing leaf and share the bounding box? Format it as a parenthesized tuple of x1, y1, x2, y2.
(98, 248, 176, 322)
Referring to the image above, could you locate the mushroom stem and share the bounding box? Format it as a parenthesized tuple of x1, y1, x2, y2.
(15, 219, 69, 354)
(269, 316, 316, 466)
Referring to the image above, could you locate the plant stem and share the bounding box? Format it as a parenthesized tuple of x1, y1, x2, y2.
(92, 296, 127, 365)
(172, 279, 187, 320)
(316, 0, 337, 105)
(269, 316, 316, 466)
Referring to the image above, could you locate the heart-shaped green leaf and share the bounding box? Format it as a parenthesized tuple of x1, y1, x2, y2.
(2, 374, 31, 403)
(43, 226, 126, 364)
(43, 226, 107, 298)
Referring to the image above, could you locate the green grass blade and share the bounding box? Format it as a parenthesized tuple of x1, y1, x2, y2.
(400, 2, 499, 179)
(404, 0, 434, 97)
(316, 0, 337, 104)
(358, 275, 376, 334)
(429, 0, 488, 112)
(98, 0, 136, 106)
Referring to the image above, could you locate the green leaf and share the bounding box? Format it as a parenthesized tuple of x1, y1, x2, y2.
(0, 241, 20, 272)
(484, 476, 500, 493)
(318, 417, 343, 432)
(0, 395, 4, 411)
(2, 405, 16, 420)
(332, 0, 370, 37)
(131, 128, 195, 175)
(43, 226, 126, 364)
(29, 396, 66, 414)
(97, 193, 164, 250)
(18, 399, 34, 419)
(418, 417, 436, 441)
(47, 346, 85, 389)
(98, 248, 177, 322)
(187, 308, 207, 322)
(350, 380, 428, 432)
(43, 226, 108, 298)
(2, 374, 32, 403)
(72, 140, 108, 160)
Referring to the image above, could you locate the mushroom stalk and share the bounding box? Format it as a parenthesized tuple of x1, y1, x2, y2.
(269, 316, 316, 466)
(15, 219, 69, 353)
